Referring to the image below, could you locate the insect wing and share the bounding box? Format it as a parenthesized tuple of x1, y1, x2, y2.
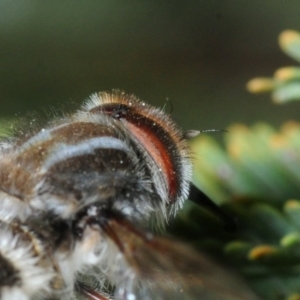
(102, 218, 260, 300)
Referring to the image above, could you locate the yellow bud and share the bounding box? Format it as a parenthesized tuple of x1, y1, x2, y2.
(248, 245, 277, 260)
(246, 78, 274, 93)
(279, 30, 300, 51)
(275, 67, 294, 81)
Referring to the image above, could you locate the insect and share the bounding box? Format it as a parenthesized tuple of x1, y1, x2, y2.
(0, 91, 258, 300)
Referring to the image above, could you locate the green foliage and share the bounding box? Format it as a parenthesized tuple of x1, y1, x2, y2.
(176, 127, 300, 299)
(0, 119, 14, 137)
(172, 30, 300, 299)
(180, 123, 300, 299)
(191, 122, 300, 205)
(247, 30, 300, 104)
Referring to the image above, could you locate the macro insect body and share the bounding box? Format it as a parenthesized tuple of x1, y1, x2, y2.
(0, 91, 259, 300)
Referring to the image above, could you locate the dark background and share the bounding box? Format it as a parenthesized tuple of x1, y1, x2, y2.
(1, 1, 300, 131)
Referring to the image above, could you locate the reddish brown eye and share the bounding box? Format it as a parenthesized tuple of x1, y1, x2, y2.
(86, 91, 191, 205)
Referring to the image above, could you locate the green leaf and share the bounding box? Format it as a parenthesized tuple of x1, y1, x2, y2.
(272, 82, 300, 103)
(279, 30, 300, 63)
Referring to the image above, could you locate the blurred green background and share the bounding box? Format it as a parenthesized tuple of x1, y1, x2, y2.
(1, 1, 300, 130)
